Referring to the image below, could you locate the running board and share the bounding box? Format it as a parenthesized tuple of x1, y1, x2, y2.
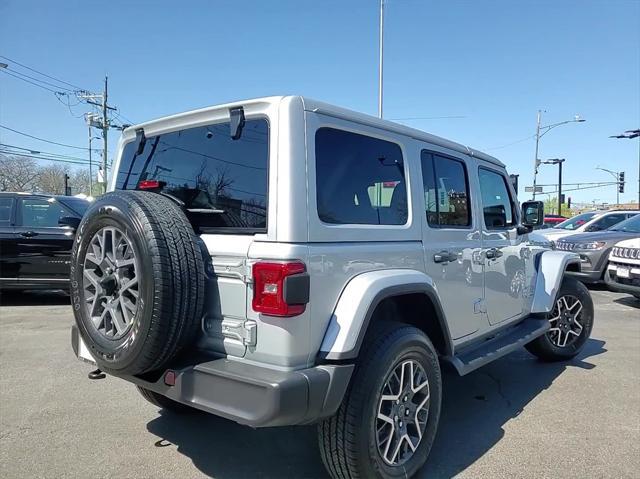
(444, 317, 550, 376)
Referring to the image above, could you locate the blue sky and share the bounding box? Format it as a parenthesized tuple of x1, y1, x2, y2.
(1, 0, 638, 205)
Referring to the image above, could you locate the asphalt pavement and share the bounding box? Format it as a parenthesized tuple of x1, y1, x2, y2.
(0, 287, 638, 479)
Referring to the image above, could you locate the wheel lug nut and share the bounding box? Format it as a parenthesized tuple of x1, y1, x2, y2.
(403, 396, 408, 402)
(394, 415, 398, 421)
(399, 421, 403, 427)
(405, 409, 409, 416)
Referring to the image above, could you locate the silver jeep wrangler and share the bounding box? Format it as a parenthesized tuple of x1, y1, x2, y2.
(71, 96, 594, 478)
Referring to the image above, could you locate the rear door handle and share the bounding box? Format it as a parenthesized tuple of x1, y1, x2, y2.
(485, 248, 503, 259)
(20, 231, 37, 238)
(433, 250, 457, 263)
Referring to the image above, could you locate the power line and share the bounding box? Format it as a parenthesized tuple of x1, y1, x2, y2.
(485, 134, 536, 151)
(0, 124, 98, 151)
(0, 150, 89, 166)
(0, 55, 89, 91)
(0, 69, 61, 94)
(2, 68, 76, 92)
(0, 143, 89, 161)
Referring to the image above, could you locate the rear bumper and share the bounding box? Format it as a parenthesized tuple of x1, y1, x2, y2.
(71, 325, 353, 427)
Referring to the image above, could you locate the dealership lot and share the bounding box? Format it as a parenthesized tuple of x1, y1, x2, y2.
(0, 288, 638, 479)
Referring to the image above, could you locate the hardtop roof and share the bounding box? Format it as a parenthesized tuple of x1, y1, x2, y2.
(124, 95, 505, 167)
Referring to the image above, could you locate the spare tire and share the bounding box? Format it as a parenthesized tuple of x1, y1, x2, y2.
(70, 190, 206, 375)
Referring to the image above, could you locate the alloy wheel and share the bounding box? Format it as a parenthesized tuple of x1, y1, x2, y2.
(82, 227, 139, 340)
(375, 359, 430, 466)
(547, 294, 584, 348)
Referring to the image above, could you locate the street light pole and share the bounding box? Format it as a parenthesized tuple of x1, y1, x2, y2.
(609, 129, 640, 205)
(532, 110, 542, 199)
(378, 0, 384, 119)
(542, 158, 565, 215)
(532, 111, 585, 200)
(596, 167, 621, 206)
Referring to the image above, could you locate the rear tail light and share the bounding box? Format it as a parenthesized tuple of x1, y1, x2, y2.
(252, 261, 309, 317)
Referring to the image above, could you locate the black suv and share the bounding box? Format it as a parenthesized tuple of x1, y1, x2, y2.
(0, 192, 90, 291)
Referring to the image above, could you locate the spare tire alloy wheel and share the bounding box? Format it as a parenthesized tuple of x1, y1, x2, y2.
(547, 294, 584, 348)
(83, 227, 139, 340)
(376, 359, 430, 466)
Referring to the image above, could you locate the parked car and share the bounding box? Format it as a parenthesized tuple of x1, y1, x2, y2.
(70, 96, 593, 479)
(0, 192, 90, 291)
(605, 237, 640, 298)
(556, 214, 640, 283)
(538, 210, 639, 241)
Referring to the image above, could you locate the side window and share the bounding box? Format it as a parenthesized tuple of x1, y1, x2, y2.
(478, 168, 516, 229)
(421, 151, 471, 227)
(18, 198, 68, 228)
(315, 128, 407, 225)
(594, 214, 625, 230)
(0, 197, 14, 224)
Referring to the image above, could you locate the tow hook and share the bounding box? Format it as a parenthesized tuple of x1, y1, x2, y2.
(88, 368, 106, 380)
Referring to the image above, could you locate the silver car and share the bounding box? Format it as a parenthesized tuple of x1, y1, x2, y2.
(557, 214, 640, 283)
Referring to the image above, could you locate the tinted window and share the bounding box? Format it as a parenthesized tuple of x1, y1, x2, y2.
(18, 198, 69, 227)
(555, 212, 597, 230)
(478, 168, 515, 229)
(116, 119, 269, 232)
(421, 152, 471, 227)
(592, 213, 626, 231)
(610, 214, 640, 233)
(0, 197, 13, 223)
(315, 128, 407, 225)
(58, 197, 90, 216)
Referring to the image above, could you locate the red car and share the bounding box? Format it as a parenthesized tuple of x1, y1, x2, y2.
(542, 214, 567, 228)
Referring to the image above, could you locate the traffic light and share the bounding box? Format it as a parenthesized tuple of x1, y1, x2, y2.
(567, 196, 571, 209)
(619, 172, 625, 193)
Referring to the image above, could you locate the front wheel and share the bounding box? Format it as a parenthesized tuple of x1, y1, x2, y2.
(318, 325, 442, 479)
(526, 276, 594, 361)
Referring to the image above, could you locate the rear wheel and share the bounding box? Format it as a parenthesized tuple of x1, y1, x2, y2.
(526, 276, 594, 361)
(136, 386, 192, 413)
(318, 325, 442, 479)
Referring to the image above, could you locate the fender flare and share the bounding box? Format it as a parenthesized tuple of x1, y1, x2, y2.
(531, 250, 581, 313)
(318, 269, 453, 361)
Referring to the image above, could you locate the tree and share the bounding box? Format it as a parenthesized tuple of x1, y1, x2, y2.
(71, 168, 92, 196)
(0, 154, 40, 191)
(35, 164, 70, 195)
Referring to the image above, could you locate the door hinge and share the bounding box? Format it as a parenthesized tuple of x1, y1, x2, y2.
(221, 319, 257, 346)
(474, 299, 487, 314)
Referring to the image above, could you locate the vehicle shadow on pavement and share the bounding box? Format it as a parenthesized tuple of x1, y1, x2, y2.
(0, 290, 70, 307)
(147, 410, 326, 478)
(419, 338, 607, 478)
(146, 339, 606, 479)
(614, 295, 639, 309)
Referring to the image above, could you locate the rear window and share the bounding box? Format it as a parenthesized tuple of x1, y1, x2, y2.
(315, 128, 407, 225)
(115, 119, 269, 233)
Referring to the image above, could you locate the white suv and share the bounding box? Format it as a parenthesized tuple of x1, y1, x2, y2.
(70, 96, 594, 478)
(605, 238, 640, 298)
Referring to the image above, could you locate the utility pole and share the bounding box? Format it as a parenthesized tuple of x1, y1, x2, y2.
(102, 76, 108, 193)
(88, 125, 93, 195)
(378, 0, 384, 119)
(79, 75, 116, 194)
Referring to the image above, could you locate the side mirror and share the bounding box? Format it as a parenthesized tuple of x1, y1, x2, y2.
(59, 216, 81, 230)
(521, 201, 544, 231)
